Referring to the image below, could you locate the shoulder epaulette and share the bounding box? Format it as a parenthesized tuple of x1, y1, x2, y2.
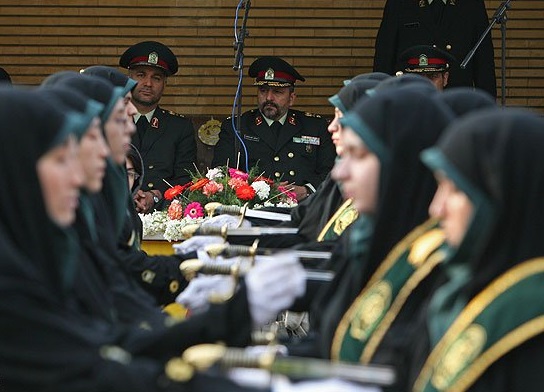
(304, 112, 322, 118)
(162, 108, 185, 118)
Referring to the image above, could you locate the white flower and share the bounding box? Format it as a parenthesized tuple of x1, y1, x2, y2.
(250, 180, 271, 200)
(206, 167, 224, 180)
(140, 210, 168, 236)
(163, 216, 205, 242)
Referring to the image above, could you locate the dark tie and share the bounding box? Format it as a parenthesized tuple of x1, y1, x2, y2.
(429, 0, 445, 24)
(270, 121, 282, 138)
(136, 115, 148, 140)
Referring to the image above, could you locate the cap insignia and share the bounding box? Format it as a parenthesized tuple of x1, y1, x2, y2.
(419, 54, 429, 67)
(148, 52, 159, 65)
(265, 68, 275, 80)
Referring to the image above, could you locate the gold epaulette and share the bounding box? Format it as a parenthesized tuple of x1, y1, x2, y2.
(164, 109, 185, 118)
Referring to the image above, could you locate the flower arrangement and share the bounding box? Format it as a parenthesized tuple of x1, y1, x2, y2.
(142, 166, 297, 242)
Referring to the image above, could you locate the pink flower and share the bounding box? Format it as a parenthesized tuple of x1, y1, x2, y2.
(184, 202, 204, 219)
(167, 199, 184, 220)
(278, 185, 297, 201)
(228, 168, 249, 181)
(202, 180, 224, 196)
(228, 177, 247, 190)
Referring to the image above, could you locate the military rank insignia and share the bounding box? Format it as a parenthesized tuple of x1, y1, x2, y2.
(288, 114, 297, 126)
(255, 115, 263, 126)
(151, 117, 159, 128)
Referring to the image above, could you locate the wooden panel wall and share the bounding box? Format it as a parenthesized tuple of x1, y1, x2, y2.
(0, 0, 542, 118)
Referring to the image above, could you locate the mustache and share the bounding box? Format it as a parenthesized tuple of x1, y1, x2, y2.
(261, 101, 278, 109)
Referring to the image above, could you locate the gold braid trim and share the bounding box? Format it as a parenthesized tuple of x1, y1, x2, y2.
(413, 257, 544, 392)
(448, 316, 544, 392)
(361, 249, 446, 364)
(316, 198, 356, 242)
(331, 218, 438, 360)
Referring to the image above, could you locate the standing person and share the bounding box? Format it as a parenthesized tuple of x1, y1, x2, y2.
(212, 56, 336, 202)
(396, 44, 457, 90)
(119, 41, 197, 213)
(373, 0, 497, 98)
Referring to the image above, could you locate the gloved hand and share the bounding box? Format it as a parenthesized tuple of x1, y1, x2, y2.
(175, 275, 236, 314)
(245, 252, 306, 327)
(173, 235, 224, 255)
(272, 376, 382, 392)
(200, 213, 252, 228)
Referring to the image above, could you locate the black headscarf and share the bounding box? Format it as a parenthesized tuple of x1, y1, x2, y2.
(422, 109, 544, 323)
(329, 79, 380, 114)
(341, 86, 455, 283)
(439, 87, 497, 117)
(0, 88, 85, 295)
(80, 65, 137, 96)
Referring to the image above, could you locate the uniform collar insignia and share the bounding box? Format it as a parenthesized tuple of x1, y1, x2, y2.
(288, 115, 297, 126)
(151, 117, 159, 128)
(148, 52, 159, 65)
(255, 115, 263, 126)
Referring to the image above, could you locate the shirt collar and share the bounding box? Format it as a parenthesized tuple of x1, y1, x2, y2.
(428, 0, 447, 4)
(262, 111, 288, 126)
(133, 108, 156, 123)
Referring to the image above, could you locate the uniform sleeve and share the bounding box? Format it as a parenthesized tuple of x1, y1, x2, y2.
(212, 118, 238, 168)
(171, 117, 197, 186)
(373, 0, 399, 74)
(471, 0, 497, 98)
(312, 117, 337, 188)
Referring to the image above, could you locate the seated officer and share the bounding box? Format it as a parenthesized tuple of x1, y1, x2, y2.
(119, 41, 197, 213)
(396, 44, 457, 90)
(212, 56, 336, 202)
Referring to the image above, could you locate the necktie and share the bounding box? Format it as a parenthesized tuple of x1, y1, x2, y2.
(270, 121, 282, 138)
(136, 115, 148, 140)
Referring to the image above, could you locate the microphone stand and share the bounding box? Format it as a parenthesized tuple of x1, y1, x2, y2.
(232, 0, 251, 163)
(460, 0, 512, 106)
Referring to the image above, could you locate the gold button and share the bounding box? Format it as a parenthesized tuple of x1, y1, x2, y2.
(148, 182, 154, 188)
(289, 170, 295, 176)
(274, 156, 280, 162)
(446, 44, 452, 50)
(169, 280, 180, 293)
(148, 165, 154, 169)
(274, 172, 281, 178)
(288, 152, 294, 158)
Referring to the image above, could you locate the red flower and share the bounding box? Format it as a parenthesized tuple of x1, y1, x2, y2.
(184, 202, 204, 219)
(236, 184, 256, 200)
(189, 178, 210, 191)
(164, 185, 183, 201)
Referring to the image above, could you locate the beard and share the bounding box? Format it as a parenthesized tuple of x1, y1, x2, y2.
(132, 90, 160, 107)
(259, 101, 286, 121)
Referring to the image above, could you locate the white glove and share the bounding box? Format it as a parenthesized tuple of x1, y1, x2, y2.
(245, 252, 306, 327)
(173, 235, 224, 255)
(200, 214, 252, 228)
(175, 275, 235, 314)
(272, 376, 382, 392)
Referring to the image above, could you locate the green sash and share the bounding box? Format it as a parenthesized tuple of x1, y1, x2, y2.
(331, 219, 447, 363)
(316, 198, 359, 242)
(414, 257, 544, 392)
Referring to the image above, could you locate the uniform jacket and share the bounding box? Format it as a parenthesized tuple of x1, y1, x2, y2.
(212, 108, 336, 189)
(132, 106, 196, 194)
(373, 0, 497, 97)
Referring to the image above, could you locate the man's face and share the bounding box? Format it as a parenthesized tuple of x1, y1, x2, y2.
(128, 65, 166, 108)
(257, 85, 295, 121)
(423, 71, 449, 90)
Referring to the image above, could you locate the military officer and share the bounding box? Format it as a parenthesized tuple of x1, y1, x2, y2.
(397, 44, 457, 90)
(120, 41, 196, 213)
(212, 56, 336, 201)
(373, 0, 497, 98)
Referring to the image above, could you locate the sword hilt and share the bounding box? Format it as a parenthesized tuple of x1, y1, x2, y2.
(179, 259, 242, 280)
(181, 224, 228, 239)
